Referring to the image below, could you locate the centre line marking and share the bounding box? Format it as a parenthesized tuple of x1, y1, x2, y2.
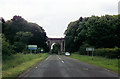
(61, 60, 64, 63)
(57, 55, 61, 59)
(59, 57, 61, 60)
(57, 55, 64, 63)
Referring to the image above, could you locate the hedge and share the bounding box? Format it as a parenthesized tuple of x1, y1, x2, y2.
(94, 48, 120, 58)
(79, 47, 120, 58)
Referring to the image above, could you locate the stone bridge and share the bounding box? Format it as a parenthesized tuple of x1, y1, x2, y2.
(47, 38, 65, 54)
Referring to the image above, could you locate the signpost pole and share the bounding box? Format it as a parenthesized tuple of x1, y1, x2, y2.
(92, 51, 93, 60)
(30, 49, 32, 53)
(86, 47, 94, 60)
(28, 45, 37, 54)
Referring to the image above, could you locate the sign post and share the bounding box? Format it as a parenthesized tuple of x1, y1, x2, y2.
(86, 48, 94, 60)
(28, 45, 37, 53)
(92, 48, 94, 60)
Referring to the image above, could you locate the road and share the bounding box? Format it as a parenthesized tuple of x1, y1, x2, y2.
(18, 54, 118, 79)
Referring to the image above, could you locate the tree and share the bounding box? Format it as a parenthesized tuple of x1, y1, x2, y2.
(64, 15, 120, 53)
(13, 42, 26, 53)
(2, 34, 14, 56)
(14, 31, 33, 44)
(2, 15, 48, 51)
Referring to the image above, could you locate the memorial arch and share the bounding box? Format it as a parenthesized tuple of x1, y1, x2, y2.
(47, 38, 65, 54)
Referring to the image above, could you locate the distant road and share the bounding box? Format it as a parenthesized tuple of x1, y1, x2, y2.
(18, 54, 118, 78)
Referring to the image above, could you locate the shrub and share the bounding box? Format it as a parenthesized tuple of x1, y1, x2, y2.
(78, 43, 120, 58)
(79, 43, 93, 55)
(94, 48, 120, 58)
(2, 35, 15, 57)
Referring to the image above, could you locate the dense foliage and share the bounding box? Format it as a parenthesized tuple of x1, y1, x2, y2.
(94, 48, 120, 58)
(2, 35, 14, 56)
(78, 46, 120, 58)
(2, 15, 48, 56)
(65, 15, 120, 53)
(52, 43, 60, 54)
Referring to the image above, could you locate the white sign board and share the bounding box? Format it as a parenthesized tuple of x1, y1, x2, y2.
(86, 48, 94, 51)
(28, 45, 37, 48)
(28, 45, 37, 50)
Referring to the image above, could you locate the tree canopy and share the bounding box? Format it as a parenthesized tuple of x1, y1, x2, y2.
(64, 15, 120, 52)
(2, 15, 48, 56)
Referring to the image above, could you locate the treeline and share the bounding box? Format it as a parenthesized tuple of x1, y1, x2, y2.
(2, 16, 48, 58)
(65, 15, 120, 57)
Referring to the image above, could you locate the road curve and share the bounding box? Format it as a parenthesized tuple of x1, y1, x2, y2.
(18, 54, 119, 79)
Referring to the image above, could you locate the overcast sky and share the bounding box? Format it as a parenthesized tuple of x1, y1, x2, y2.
(0, 0, 119, 38)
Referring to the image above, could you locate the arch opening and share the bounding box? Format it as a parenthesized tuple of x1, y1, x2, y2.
(51, 43, 60, 54)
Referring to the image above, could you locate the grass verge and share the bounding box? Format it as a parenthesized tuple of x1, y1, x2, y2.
(2, 53, 49, 78)
(69, 54, 119, 73)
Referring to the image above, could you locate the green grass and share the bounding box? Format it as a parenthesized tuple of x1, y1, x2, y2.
(69, 54, 119, 73)
(2, 53, 49, 78)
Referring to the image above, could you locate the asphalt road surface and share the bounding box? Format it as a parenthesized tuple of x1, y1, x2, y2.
(18, 54, 119, 78)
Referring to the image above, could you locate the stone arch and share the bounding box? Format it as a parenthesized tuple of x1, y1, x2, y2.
(51, 43, 56, 50)
(47, 38, 65, 54)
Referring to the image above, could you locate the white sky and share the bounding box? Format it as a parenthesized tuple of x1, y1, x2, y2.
(0, 0, 119, 38)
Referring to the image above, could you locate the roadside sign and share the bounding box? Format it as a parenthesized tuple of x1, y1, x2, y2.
(86, 48, 94, 51)
(28, 45, 37, 50)
(28, 45, 37, 48)
(28, 48, 37, 50)
(86, 47, 94, 60)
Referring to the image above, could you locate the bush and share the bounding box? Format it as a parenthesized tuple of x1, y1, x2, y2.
(79, 43, 93, 55)
(78, 43, 120, 58)
(2, 35, 15, 57)
(94, 48, 120, 58)
(13, 42, 26, 53)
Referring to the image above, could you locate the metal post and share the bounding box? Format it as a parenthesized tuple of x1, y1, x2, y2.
(30, 49, 32, 53)
(35, 50, 36, 54)
(92, 51, 93, 60)
(87, 51, 89, 56)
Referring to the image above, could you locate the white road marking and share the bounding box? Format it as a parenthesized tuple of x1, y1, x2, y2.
(57, 55, 61, 60)
(104, 68, 110, 72)
(45, 55, 51, 61)
(57, 55, 65, 64)
(59, 57, 61, 60)
(61, 60, 64, 63)
(83, 68, 88, 70)
(35, 67, 37, 68)
(57, 55, 61, 59)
